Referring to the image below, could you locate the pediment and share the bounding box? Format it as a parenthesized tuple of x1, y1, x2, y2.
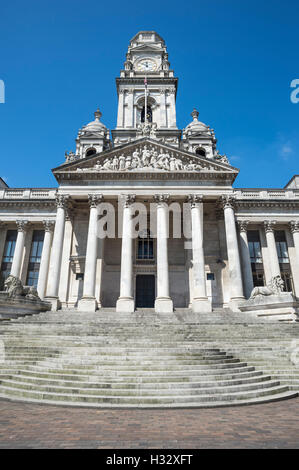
(53, 138, 239, 182)
(131, 44, 162, 53)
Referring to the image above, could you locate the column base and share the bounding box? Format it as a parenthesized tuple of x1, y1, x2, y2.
(228, 297, 245, 312)
(192, 297, 212, 313)
(155, 297, 173, 313)
(44, 296, 61, 312)
(77, 297, 98, 312)
(116, 297, 135, 313)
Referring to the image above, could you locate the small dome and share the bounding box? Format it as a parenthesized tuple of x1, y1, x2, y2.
(185, 108, 209, 133)
(82, 108, 107, 133)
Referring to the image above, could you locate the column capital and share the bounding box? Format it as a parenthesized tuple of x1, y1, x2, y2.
(289, 220, 299, 233)
(219, 195, 236, 210)
(122, 194, 136, 207)
(88, 194, 103, 208)
(237, 220, 250, 232)
(16, 220, 30, 232)
(264, 220, 277, 233)
(43, 220, 55, 232)
(154, 194, 170, 205)
(55, 194, 70, 209)
(187, 194, 203, 207)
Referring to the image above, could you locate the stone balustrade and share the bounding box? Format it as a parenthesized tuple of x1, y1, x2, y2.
(0, 188, 57, 199)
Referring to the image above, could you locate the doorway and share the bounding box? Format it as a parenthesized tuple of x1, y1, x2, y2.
(135, 275, 155, 308)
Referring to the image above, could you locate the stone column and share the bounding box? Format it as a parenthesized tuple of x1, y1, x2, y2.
(154, 194, 173, 313)
(264, 221, 281, 278)
(159, 88, 167, 127)
(288, 221, 299, 296)
(37, 220, 55, 299)
(116, 195, 136, 313)
(127, 90, 134, 127)
(221, 196, 244, 309)
(117, 89, 125, 128)
(168, 88, 177, 128)
(188, 195, 211, 313)
(78, 194, 103, 312)
(45, 194, 69, 311)
(10, 220, 30, 278)
(290, 221, 299, 260)
(237, 220, 254, 299)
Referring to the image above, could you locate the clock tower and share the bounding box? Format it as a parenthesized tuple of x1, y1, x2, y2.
(112, 31, 181, 147)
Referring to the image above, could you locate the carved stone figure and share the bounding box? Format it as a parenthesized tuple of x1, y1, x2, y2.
(4, 275, 41, 301)
(119, 155, 126, 170)
(249, 275, 285, 299)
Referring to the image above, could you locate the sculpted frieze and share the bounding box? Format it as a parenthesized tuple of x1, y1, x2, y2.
(74, 145, 221, 174)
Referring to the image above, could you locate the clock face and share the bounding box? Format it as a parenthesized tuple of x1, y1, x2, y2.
(136, 58, 157, 72)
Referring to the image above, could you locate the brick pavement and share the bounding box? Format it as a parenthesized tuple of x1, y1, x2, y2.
(0, 397, 298, 449)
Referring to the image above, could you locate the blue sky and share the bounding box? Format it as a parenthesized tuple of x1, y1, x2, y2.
(0, 0, 298, 189)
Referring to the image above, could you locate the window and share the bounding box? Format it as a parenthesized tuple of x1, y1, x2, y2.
(2, 230, 17, 263)
(252, 272, 265, 287)
(0, 230, 17, 289)
(137, 229, 154, 260)
(275, 231, 289, 263)
(26, 230, 44, 287)
(248, 231, 262, 263)
(196, 148, 206, 158)
(207, 273, 215, 281)
(141, 105, 152, 123)
(86, 148, 97, 158)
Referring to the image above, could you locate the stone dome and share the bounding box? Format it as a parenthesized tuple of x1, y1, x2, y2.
(82, 108, 107, 133)
(185, 108, 209, 133)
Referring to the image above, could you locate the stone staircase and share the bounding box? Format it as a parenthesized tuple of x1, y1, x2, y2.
(0, 309, 298, 408)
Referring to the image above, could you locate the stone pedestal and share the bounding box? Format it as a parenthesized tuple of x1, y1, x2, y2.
(239, 292, 299, 322)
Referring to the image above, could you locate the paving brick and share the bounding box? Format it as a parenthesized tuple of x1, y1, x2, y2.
(0, 397, 299, 448)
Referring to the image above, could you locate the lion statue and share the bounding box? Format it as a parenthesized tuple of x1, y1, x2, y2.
(4, 275, 40, 301)
(249, 275, 285, 299)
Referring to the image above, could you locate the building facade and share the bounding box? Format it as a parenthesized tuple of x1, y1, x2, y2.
(1, 31, 299, 313)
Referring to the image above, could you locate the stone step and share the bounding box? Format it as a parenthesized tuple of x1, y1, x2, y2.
(0, 377, 282, 397)
(0, 384, 293, 405)
(0, 372, 272, 389)
(0, 367, 264, 382)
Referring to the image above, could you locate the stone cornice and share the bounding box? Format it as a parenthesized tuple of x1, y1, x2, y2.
(0, 200, 56, 209)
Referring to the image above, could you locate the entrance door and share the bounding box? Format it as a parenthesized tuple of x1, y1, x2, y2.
(135, 275, 155, 308)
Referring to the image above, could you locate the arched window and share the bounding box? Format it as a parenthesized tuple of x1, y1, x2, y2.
(137, 229, 154, 260)
(141, 106, 152, 123)
(196, 147, 206, 157)
(86, 147, 97, 158)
